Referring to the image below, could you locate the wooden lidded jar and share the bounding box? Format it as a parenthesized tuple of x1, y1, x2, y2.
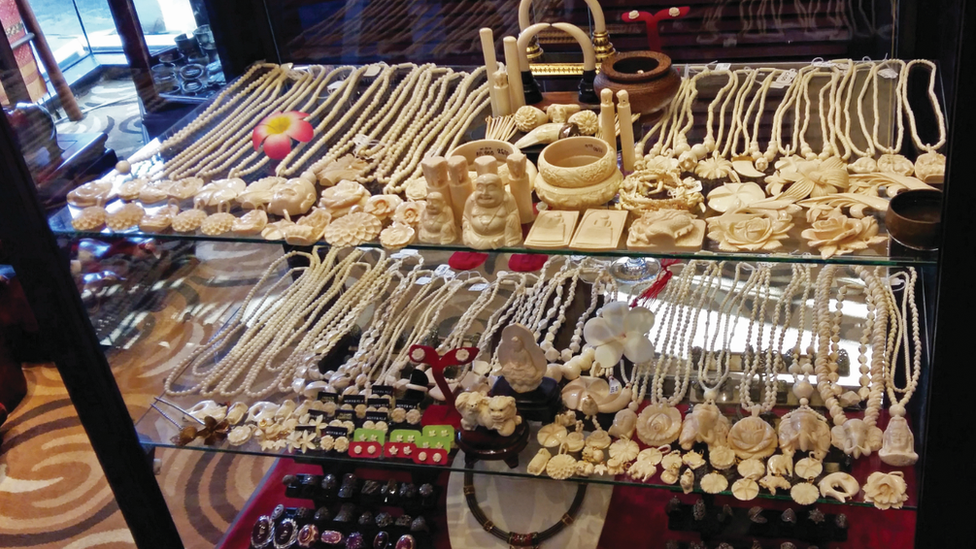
(593, 51, 681, 114)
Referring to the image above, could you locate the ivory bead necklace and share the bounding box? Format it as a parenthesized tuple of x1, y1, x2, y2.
(207, 249, 363, 397)
(721, 68, 760, 159)
(227, 66, 346, 178)
(870, 59, 907, 155)
(294, 64, 421, 180)
(899, 59, 947, 153)
(387, 69, 488, 191)
(164, 69, 291, 178)
(213, 250, 368, 397)
(268, 64, 374, 176)
(367, 269, 443, 383)
(737, 264, 776, 415)
(280, 256, 400, 395)
(352, 261, 425, 381)
(358, 67, 442, 161)
(195, 70, 327, 179)
(702, 69, 737, 158)
(643, 77, 692, 157)
(882, 269, 921, 415)
(162, 248, 344, 396)
(167, 70, 303, 178)
(633, 262, 685, 403)
(326, 66, 435, 184)
(697, 263, 747, 402)
(375, 70, 459, 188)
(273, 64, 369, 173)
(279, 64, 399, 177)
(650, 261, 707, 407)
(767, 65, 814, 159)
(124, 64, 278, 167)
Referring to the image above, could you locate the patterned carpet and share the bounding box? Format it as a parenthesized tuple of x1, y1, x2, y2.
(53, 74, 146, 161)
(2, 76, 282, 549)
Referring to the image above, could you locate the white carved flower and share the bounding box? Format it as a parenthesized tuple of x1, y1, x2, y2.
(863, 471, 909, 510)
(393, 200, 426, 227)
(801, 212, 886, 259)
(696, 157, 740, 181)
(708, 211, 794, 252)
(771, 157, 849, 199)
(364, 194, 403, 221)
(583, 301, 655, 368)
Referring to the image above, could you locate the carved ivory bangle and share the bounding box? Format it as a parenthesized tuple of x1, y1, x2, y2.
(538, 136, 616, 188)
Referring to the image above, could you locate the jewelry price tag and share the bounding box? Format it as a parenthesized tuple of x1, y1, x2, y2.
(608, 375, 622, 394)
(771, 69, 798, 89)
(433, 264, 455, 279)
(715, 63, 732, 71)
(415, 276, 432, 285)
(391, 249, 420, 259)
(879, 67, 899, 79)
(469, 283, 490, 292)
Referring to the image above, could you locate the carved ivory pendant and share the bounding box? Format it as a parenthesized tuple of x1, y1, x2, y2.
(879, 415, 919, 466)
(777, 406, 831, 460)
(524, 210, 579, 249)
(830, 417, 882, 458)
(727, 415, 778, 460)
(678, 402, 730, 450)
(497, 324, 547, 393)
(627, 209, 706, 252)
(635, 404, 683, 446)
(569, 209, 628, 251)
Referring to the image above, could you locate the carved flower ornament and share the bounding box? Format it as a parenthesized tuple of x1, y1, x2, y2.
(707, 209, 794, 252)
(766, 157, 849, 199)
(800, 212, 886, 259)
(583, 301, 655, 369)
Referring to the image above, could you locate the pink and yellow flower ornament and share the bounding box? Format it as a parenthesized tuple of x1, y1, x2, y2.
(252, 111, 314, 160)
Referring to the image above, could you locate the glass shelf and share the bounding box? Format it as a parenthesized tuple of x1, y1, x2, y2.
(123, 247, 920, 512)
(49, 203, 936, 267)
(50, 62, 938, 267)
(135, 405, 915, 511)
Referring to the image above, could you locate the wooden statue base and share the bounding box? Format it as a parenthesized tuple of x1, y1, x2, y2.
(456, 423, 529, 469)
(491, 377, 561, 424)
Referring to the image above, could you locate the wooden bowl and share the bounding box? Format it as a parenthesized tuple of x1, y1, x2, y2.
(885, 189, 943, 250)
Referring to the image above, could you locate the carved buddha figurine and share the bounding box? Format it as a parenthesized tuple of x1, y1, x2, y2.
(462, 174, 523, 249)
(417, 191, 457, 245)
(497, 324, 547, 393)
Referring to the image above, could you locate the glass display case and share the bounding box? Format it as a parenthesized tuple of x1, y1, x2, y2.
(1, 0, 974, 547)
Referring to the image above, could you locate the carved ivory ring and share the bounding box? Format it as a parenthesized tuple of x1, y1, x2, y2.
(538, 136, 616, 189)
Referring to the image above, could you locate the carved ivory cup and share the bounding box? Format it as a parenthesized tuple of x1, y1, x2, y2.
(535, 136, 622, 210)
(448, 139, 538, 188)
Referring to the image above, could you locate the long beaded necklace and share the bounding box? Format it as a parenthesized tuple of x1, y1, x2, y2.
(225, 66, 342, 179)
(213, 250, 371, 398)
(899, 59, 947, 176)
(635, 261, 705, 447)
(162, 247, 347, 397)
(878, 268, 921, 466)
(194, 71, 325, 179)
(815, 265, 887, 458)
(121, 64, 280, 169)
(162, 68, 289, 177)
(776, 265, 831, 461)
(726, 264, 781, 460)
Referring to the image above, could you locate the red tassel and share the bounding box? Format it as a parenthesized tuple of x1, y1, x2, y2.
(631, 259, 681, 306)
